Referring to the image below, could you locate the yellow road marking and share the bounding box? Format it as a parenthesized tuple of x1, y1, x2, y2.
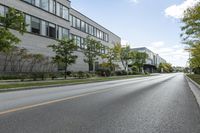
(0, 88, 112, 116)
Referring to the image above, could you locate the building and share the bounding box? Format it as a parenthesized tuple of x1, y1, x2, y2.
(131, 47, 166, 73)
(0, 0, 121, 72)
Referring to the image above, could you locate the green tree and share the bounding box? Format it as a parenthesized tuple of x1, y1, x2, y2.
(48, 38, 78, 79)
(0, 8, 26, 52)
(120, 44, 131, 72)
(181, 2, 200, 73)
(101, 44, 120, 72)
(130, 51, 148, 73)
(158, 63, 173, 73)
(83, 36, 102, 72)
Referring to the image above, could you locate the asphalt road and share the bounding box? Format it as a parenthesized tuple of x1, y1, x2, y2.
(0, 73, 200, 133)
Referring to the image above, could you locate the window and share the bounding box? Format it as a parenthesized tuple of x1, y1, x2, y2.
(49, 0, 56, 14)
(81, 21, 85, 31)
(25, 15, 31, 32)
(97, 29, 100, 38)
(94, 28, 97, 37)
(72, 16, 76, 27)
(56, 3, 61, 16)
(41, 20, 48, 36)
(69, 15, 72, 26)
(40, 0, 49, 11)
(48, 23, 56, 38)
(31, 17, 40, 34)
(57, 26, 62, 39)
(80, 38, 85, 49)
(62, 28, 69, 39)
(35, 0, 40, 7)
(62, 6, 69, 20)
(85, 23, 88, 33)
(76, 36, 81, 47)
(24, 0, 32, 4)
(76, 18, 81, 29)
(0, 5, 5, 17)
(100, 31, 103, 39)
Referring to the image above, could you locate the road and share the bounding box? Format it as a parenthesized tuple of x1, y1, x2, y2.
(0, 73, 200, 133)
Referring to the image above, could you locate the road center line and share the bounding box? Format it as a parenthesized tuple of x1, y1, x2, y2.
(0, 88, 113, 116)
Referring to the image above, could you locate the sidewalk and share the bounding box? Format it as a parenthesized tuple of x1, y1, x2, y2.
(186, 75, 200, 108)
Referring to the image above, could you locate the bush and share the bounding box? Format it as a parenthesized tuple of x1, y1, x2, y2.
(96, 69, 111, 77)
(77, 71, 85, 79)
(66, 71, 72, 76)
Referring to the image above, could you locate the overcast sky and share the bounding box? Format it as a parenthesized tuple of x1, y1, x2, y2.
(71, 0, 200, 67)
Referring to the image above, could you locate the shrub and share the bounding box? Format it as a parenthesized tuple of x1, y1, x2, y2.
(66, 71, 72, 76)
(77, 71, 85, 79)
(96, 69, 111, 77)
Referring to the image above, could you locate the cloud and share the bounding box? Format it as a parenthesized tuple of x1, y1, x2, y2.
(165, 0, 200, 19)
(146, 41, 189, 67)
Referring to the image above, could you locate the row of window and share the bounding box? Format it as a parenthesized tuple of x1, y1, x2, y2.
(22, 0, 69, 20)
(0, 4, 108, 53)
(25, 14, 69, 39)
(71, 34, 107, 54)
(70, 15, 109, 42)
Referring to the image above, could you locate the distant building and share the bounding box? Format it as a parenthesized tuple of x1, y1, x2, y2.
(131, 47, 166, 73)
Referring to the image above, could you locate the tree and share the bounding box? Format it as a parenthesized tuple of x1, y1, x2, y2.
(29, 54, 44, 73)
(83, 36, 102, 72)
(120, 44, 131, 72)
(130, 51, 148, 73)
(0, 8, 26, 52)
(48, 38, 78, 79)
(101, 44, 120, 72)
(181, 2, 200, 73)
(158, 63, 173, 73)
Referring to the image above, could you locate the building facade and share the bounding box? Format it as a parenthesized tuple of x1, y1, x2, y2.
(131, 47, 166, 73)
(0, 0, 121, 72)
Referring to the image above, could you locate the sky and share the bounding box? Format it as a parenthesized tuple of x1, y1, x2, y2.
(71, 0, 200, 67)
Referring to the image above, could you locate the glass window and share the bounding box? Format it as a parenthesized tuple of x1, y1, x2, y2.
(76, 36, 81, 47)
(56, 3, 60, 16)
(80, 38, 85, 49)
(57, 26, 61, 39)
(76, 18, 80, 29)
(48, 23, 56, 38)
(24, 0, 32, 4)
(69, 15, 72, 26)
(31, 17, 40, 34)
(62, 6, 69, 20)
(94, 28, 97, 37)
(72, 16, 76, 27)
(97, 29, 100, 38)
(85, 23, 88, 33)
(0, 5, 5, 17)
(35, 0, 40, 7)
(25, 15, 31, 32)
(41, 20, 48, 36)
(49, 0, 55, 14)
(81, 21, 85, 31)
(40, 0, 49, 11)
(62, 28, 69, 39)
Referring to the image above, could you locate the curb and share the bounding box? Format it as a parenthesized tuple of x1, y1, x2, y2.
(185, 75, 200, 108)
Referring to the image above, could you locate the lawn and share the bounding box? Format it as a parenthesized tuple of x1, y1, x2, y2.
(187, 74, 200, 85)
(0, 75, 148, 91)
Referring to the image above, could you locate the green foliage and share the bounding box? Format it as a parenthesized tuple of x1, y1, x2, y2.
(181, 2, 200, 71)
(0, 8, 26, 52)
(129, 51, 148, 72)
(49, 38, 78, 79)
(101, 43, 121, 72)
(158, 63, 173, 73)
(83, 36, 102, 72)
(119, 44, 131, 71)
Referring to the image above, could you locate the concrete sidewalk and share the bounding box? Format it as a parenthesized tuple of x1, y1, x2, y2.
(186, 76, 200, 108)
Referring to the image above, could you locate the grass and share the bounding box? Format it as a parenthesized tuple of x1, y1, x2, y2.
(187, 74, 200, 85)
(0, 75, 148, 90)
